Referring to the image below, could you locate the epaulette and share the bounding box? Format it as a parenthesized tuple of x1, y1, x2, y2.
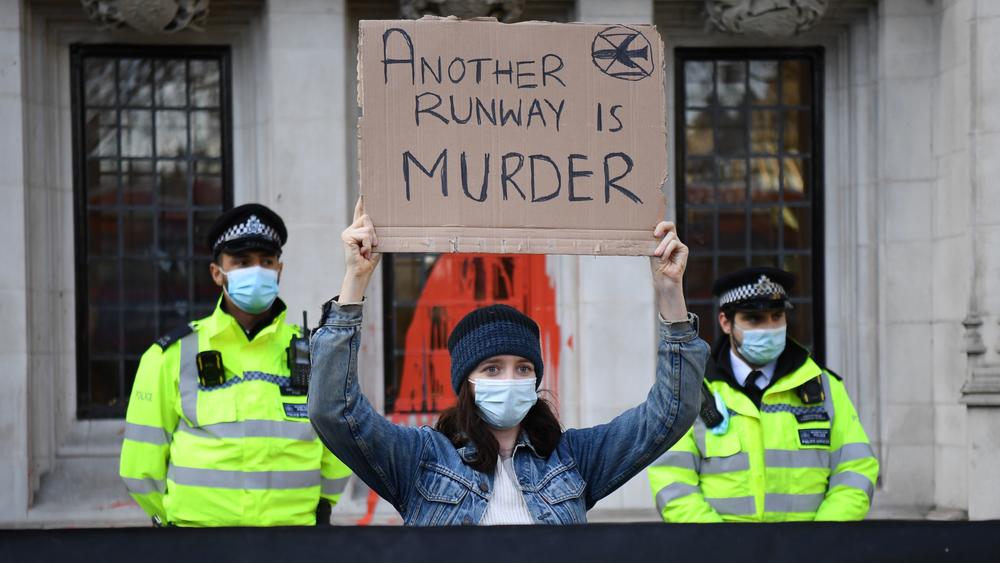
(154, 323, 195, 350)
(824, 367, 843, 381)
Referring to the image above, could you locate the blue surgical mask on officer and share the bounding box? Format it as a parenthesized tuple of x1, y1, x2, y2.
(473, 378, 538, 429)
(222, 265, 279, 314)
(735, 324, 786, 366)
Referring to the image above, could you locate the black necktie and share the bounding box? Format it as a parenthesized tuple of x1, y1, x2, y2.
(743, 370, 764, 408)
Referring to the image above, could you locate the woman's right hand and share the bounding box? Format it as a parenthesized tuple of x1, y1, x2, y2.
(339, 197, 380, 303)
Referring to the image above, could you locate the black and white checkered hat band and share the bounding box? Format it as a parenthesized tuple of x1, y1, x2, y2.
(214, 214, 280, 250)
(719, 275, 788, 308)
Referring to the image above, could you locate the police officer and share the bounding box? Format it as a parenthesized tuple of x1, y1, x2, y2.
(120, 204, 351, 526)
(648, 267, 879, 522)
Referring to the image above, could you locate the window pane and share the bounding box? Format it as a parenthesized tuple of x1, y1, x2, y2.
(685, 61, 714, 106)
(193, 169, 223, 207)
(85, 58, 116, 106)
(686, 110, 714, 155)
(717, 61, 746, 106)
(685, 255, 713, 300)
(119, 59, 152, 107)
(783, 157, 809, 200)
(87, 360, 120, 408)
(159, 210, 188, 256)
(788, 302, 813, 349)
(89, 309, 120, 354)
(191, 60, 221, 107)
(122, 159, 155, 205)
(156, 110, 187, 157)
(750, 157, 780, 202)
(88, 259, 119, 306)
(717, 159, 746, 204)
(124, 308, 158, 355)
(88, 211, 118, 256)
(718, 255, 747, 278)
(86, 159, 118, 206)
(783, 254, 812, 298)
(123, 257, 156, 304)
(85, 110, 118, 157)
(686, 208, 715, 252)
(750, 207, 779, 250)
(193, 210, 218, 256)
(685, 158, 714, 204)
(751, 110, 779, 154)
(749, 61, 778, 105)
(155, 60, 187, 107)
(158, 259, 188, 305)
(192, 111, 221, 157)
(121, 110, 153, 157)
(718, 208, 746, 251)
(716, 109, 746, 156)
(782, 60, 811, 105)
(158, 160, 188, 206)
(123, 210, 154, 256)
(783, 109, 810, 154)
(783, 206, 812, 250)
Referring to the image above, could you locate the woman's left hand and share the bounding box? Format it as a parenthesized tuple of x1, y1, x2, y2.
(650, 221, 689, 320)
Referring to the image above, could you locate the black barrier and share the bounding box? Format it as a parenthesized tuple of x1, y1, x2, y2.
(2, 521, 998, 563)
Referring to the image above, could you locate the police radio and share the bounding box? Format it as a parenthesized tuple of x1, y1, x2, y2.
(287, 311, 311, 392)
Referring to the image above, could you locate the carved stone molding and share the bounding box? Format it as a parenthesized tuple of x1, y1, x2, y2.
(961, 367, 1000, 406)
(963, 314, 987, 357)
(400, 0, 526, 22)
(704, 0, 828, 37)
(81, 0, 209, 33)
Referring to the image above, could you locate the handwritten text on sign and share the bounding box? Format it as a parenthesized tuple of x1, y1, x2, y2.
(358, 19, 667, 255)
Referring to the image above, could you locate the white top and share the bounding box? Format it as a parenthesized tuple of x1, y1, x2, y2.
(479, 455, 535, 525)
(729, 349, 777, 389)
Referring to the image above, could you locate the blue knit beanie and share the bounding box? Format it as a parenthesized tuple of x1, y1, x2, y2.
(447, 304, 544, 394)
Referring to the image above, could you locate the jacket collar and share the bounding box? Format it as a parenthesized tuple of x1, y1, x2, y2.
(455, 431, 542, 463)
(202, 295, 288, 341)
(706, 335, 812, 391)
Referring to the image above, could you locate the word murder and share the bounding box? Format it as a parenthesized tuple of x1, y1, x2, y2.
(401, 149, 643, 205)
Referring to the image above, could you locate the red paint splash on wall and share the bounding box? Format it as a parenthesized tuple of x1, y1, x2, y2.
(390, 254, 560, 418)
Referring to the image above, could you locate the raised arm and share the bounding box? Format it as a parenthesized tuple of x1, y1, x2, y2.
(307, 198, 425, 512)
(563, 222, 709, 507)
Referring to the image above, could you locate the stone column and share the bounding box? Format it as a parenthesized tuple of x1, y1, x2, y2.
(259, 0, 350, 320)
(0, 0, 30, 522)
(960, 0, 1000, 521)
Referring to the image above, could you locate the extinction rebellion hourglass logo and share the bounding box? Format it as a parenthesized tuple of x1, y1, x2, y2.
(591, 25, 654, 81)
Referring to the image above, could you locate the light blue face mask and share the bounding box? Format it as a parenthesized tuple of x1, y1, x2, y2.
(473, 378, 538, 429)
(222, 265, 279, 314)
(735, 324, 786, 366)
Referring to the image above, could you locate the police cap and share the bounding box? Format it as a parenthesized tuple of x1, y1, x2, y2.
(206, 203, 287, 258)
(712, 267, 794, 312)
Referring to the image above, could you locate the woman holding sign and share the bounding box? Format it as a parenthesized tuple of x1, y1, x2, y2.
(307, 200, 708, 525)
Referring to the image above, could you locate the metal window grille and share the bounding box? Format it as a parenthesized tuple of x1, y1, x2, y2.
(71, 45, 234, 418)
(675, 49, 825, 357)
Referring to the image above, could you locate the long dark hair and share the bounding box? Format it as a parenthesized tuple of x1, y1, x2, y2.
(436, 381, 562, 474)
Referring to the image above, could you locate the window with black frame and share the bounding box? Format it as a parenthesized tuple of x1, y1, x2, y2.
(72, 46, 233, 418)
(676, 49, 824, 356)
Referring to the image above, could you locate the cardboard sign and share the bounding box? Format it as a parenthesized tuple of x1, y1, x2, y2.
(358, 17, 667, 255)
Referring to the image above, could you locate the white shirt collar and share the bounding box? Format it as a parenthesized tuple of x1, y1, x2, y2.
(729, 348, 777, 389)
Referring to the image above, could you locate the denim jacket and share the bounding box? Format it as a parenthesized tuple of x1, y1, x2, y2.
(308, 300, 708, 525)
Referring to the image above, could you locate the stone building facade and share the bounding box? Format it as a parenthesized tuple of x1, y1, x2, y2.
(0, 0, 998, 526)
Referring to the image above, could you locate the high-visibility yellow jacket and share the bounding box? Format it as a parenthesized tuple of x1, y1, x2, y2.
(120, 298, 351, 527)
(648, 339, 879, 522)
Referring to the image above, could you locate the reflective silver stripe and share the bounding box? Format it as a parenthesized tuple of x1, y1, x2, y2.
(168, 465, 321, 490)
(706, 496, 756, 515)
(829, 471, 874, 500)
(178, 331, 200, 426)
(652, 451, 699, 472)
(692, 421, 707, 455)
(176, 419, 316, 441)
(123, 477, 166, 495)
(702, 453, 750, 474)
(764, 492, 825, 513)
(830, 442, 876, 469)
(821, 373, 835, 427)
(765, 449, 830, 469)
(655, 483, 700, 512)
(321, 476, 350, 496)
(124, 422, 171, 446)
